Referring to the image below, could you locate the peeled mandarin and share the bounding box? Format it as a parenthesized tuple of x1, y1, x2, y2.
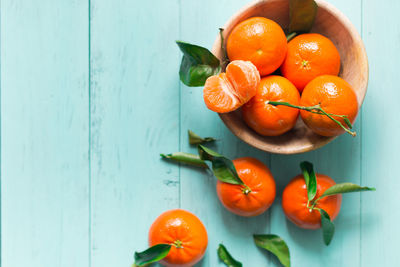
(203, 60, 260, 113)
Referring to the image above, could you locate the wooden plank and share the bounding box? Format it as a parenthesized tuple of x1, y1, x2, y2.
(1, 0, 89, 266)
(89, 0, 181, 266)
(361, 0, 400, 265)
(179, 1, 272, 266)
(270, 1, 362, 266)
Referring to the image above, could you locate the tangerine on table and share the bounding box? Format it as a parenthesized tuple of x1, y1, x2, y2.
(300, 75, 358, 137)
(216, 157, 276, 217)
(242, 75, 300, 136)
(282, 174, 342, 229)
(227, 17, 287, 76)
(203, 60, 260, 113)
(148, 209, 208, 267)
(281, 33, 341, 92)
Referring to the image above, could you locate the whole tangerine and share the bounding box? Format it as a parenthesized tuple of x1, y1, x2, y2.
(281, 33, 341, 92)
(216, 157, 276, 217)
(242, 75, 300, 136)
(300, 75, 358, 136)
(282, 174, 342, 229)
(227, 17, 287, 76)
(148, 209, 208, 267)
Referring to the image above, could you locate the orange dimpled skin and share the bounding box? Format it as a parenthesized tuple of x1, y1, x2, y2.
(300, 75, 358, 136)
(282, 174, 342, 229)
(216, 157, 276, 217)
(203, 60, 260, 113)
(281, 33, 341, 92)
(242, 76, 300, 136)
(227, 17, 287, 76)
(148, 209, 208, 267)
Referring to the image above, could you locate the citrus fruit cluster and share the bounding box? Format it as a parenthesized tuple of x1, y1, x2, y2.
(203, 17, 359, 137)
(134, 1, 370, 266)
(133, 132, 374, 267)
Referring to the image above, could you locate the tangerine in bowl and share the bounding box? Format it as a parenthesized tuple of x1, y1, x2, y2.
(212, 0, 368, 154)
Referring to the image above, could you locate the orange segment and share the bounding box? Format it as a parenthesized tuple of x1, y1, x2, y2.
(203, 60, 260, 113)
(203, 73, 240, 113)
(226, 60, 260, 103)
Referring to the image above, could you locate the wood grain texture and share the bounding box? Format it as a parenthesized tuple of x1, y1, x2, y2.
(1, 0, 89, 266)
(90, 0, 181, 266)
(361, 0, 400, 265)
(270, 2, 363, 266)
(179, 1, 271, 266)
(0, 0, 395, 266)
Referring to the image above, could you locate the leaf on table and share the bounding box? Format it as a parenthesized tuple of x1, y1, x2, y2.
(254, 234, 290, 267)
(198, 145, 244, 185)
(217, 244, 243, 267)
(319, 209, 335, 246)
(321, 183, 375, 198)
(160, 152, 208, 168)
(188, 130, 216, 145)
(176, 41, 221, 87)
(300, 161, 317, 202)
(134, 244, 171, 266)
(289, 0, 318, 34)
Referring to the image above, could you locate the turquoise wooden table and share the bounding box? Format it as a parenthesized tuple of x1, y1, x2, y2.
(1, 0, 397, 266)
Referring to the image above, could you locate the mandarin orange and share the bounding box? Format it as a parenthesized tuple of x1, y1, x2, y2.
(216, 157, 276, 217)
(148, 209, 208, 267)
(282, 174, 342, 229)
(227, 17, 287, 76)
(281, 33, 341, 92)
(242, 75, 300, 136)
(300, 75, 358, 136)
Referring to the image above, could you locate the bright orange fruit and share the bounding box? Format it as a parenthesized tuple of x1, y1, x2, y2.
(227, 17, 287, 76)
(242, 75, 300, 136)
(203, 60, 260, 113)
(216, 157, 276, 217)
(281, 33, 341, 92)
(282, 174, 342, 229)
(148, 209, 208, 267)
(300, 75, 358, 136)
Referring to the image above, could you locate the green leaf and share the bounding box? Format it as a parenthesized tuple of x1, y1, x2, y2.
(343, 117, 353, 129)
(289, 0, 318, 34)
(161, 152, 208, 168)
(300, 161, 317, 202)
(134, 244, 171, 266)
(198, 145, 244, 185)
(253, 234, 290, 267)
(176, 41, 221, 87)
(217, 244, 243, 267)
(319, 209, 335, 246)
(188, 130, 216, 145)
(321, 183, 376, 198)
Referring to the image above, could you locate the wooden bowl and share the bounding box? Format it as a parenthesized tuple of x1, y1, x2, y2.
(212, 0, 368, 154)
